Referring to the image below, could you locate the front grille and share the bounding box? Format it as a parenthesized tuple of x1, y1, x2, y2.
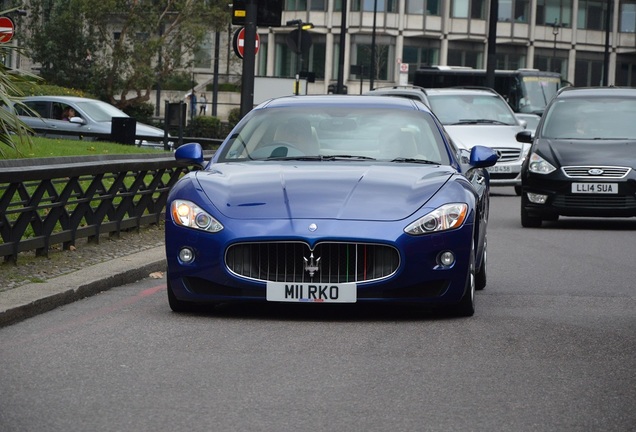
(226, 241, 400, 284)
(494, 147, 521, 162)
(562, 166, 631, 179)
(553, 194, 636, 210)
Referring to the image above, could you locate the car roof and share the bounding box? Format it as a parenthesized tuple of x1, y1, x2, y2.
(21, 95, 103, 104)
(424, 87, 500, 97)
(258, 94, 432, 112)
(555, 86, 636, 99)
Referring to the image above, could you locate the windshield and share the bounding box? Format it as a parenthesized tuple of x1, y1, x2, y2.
(427, 93, 518, 126)
(75, 100, 129, 122)
(541, 97, 636, 140)
(217, 107, 451, 165)
(519, 76, 560, 114)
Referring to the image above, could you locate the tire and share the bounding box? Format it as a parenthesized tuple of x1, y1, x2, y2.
(514, 185, 522, 196)
(452, 244, 476, 317)
(520, 201, 542, 228)
(476, 236, 487, 291)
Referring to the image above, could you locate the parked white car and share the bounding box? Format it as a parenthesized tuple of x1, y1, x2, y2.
(425, 88, 530, 195)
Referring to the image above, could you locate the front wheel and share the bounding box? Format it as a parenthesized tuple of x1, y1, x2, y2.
(476, 236, 487, 291)
(451, 244, 476, 317)
(521, 206, 542, 228)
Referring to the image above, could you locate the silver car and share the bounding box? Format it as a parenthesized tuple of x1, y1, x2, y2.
(425, 88, 530, 195)
(14, 95, 169, 148)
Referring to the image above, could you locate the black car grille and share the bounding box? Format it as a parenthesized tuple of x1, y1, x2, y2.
(553, 194, 636, 210)
(226, 242, 400, 284)
(495, 148, 521, 162)
(562, 166, 631, 178)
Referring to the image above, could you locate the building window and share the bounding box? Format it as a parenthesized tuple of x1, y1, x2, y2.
(616, 57, 636, 85)
(495, 48, 526, 69)
(535, 50, 567, 77)
(403, 38, 440, 82)
(499, 0, 530, 22)
(274, 34, 326, 79)
(285, 0, 307, 10)
(351, 0, 398, 12)
(620, 1, 636, 32)
(352, 35, 394, 81)
(577, 1, 608, 30)
(447, 42, 483, 68)
(452, 0, 486, 19)
(406, 0, 440, 14)
(536, 0, 572, 27)
(575, 56, 604, 86)
(194, 34, 212, 69)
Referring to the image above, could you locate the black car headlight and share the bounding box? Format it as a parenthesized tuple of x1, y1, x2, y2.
(528, 152, 556, 174)
(404, 203, 468, 235)
(171, 199, 223, 233)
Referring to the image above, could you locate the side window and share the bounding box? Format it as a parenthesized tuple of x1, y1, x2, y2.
(23, 101, 50, 118)
(52, 103, 66, 120)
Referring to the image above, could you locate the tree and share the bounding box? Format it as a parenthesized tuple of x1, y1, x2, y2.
(0, 4, 37, 156)
(24, 0, 230, 109)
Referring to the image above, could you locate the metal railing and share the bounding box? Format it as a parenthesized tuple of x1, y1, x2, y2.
(0, 153, 210, 264)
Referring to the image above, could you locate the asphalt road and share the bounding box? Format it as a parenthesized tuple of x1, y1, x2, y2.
(1, 189, 635, 432)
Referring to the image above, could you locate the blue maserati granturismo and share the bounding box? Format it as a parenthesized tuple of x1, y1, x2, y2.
(165, 95, 498, 316)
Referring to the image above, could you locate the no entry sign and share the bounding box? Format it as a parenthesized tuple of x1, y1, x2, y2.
(0, 17, 15, 43)
(233, 27, 260, 59)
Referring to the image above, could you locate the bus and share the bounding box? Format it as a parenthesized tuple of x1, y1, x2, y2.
(413, 66, 563, 115)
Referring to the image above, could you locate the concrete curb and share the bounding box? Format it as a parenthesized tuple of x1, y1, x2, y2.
(0, 246, 166, 328)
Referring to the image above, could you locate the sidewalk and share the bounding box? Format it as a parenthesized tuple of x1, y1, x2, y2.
(0, 229, 167, 328)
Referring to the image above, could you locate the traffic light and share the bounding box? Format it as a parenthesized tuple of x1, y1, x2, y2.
(232, 0, 283, 27)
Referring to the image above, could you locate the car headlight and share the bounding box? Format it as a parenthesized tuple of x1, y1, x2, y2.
(404, 203, 469, 235)
(528, 152, 556, 174)
(171, 199, 223, 233)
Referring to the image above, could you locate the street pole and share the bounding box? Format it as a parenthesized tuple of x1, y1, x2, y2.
(485, 0, 498, 89)
(369, 0, 377, 90)
(602, 0, 611, 86)
(240, 0, 257, 118)
(296, 21, 301, 95)
(337, 0, 347, 94)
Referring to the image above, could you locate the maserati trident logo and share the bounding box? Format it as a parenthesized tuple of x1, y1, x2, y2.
(303, 253, 321, 277)
(588, 168, 604, 176)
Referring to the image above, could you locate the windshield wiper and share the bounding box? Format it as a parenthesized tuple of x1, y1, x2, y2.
(264, 155, 377, 161)
(449, 119, 509, 125)
(321, 155, 377, 160)
(390, 158, 439, 165)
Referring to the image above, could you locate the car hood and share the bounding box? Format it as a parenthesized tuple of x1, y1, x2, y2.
(444, 125, 524, 150)
(538, 138, 636, 167)
(194, 163, 455, 220)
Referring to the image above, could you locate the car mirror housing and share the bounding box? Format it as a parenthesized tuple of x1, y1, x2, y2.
(69, 117, 86, 125)
(469, 145, 499, 168)
(516, 129, 533, 143)
(175, 142, 205, 169)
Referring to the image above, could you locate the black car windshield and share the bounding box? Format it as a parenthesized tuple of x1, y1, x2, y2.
(217, 106, 451, 165)
(427, 94, 518, 126)
(541, 97, 636, 140)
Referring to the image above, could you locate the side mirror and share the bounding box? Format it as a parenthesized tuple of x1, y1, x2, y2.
(516, 130, 533, 143)
(175, 142, 205, 169)
(69, 117, 86, 125)
(469, 145, 499, 168)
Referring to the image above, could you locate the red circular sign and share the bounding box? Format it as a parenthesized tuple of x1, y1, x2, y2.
(233, 27, 260, 59)
(0, 17, 15, 44)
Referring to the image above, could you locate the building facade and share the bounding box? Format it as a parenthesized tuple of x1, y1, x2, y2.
(214, 0, 635, 95)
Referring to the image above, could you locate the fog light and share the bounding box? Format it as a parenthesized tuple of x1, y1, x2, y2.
(439, 251, 455, 267)
(179, 247, 195, 263)
(527, 192, 548, 204)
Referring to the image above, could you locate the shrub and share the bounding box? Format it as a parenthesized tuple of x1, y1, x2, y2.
(123, 102, 155, 125)
(185, 116, 222, 138)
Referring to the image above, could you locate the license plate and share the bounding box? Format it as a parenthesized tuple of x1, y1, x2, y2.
(571, 183, 618, 194)
(266, 282, 357, 303)
(487, 164, 513, 173)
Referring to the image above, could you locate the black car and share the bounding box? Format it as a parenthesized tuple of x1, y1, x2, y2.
(516, 87, 636, 227)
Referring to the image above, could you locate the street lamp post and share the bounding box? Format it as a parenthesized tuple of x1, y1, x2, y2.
(551, 19, 560, 73)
